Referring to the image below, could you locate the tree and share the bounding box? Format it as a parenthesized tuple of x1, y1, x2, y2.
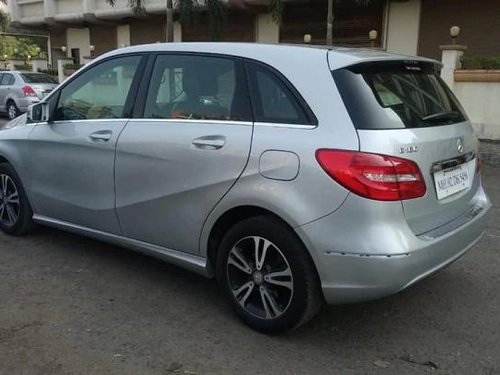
(0, 36, 47, 62)
(0, 6, 10, 34)
(326, 0, 373, 46)
(107, 0, 283, 42)
(107, 0, 373, 46)
(106, 0, 232, 42)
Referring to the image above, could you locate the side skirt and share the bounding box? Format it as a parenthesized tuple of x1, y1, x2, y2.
(33, 214, 213, 277)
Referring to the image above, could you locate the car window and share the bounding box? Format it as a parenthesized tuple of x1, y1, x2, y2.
(21, 73, 58, 84)
(332, 61, 467, 129)
(248, 63, 312, 125)
(1, 74, 14, 86)
(54, 55, 142, 121)
(143, 54, 252, 121)
(0, 74, 4, 85)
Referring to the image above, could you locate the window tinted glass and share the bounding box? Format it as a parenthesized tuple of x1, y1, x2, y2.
(21, 73, 58, 84)
(248, 64, 312, 125)
(1, 74, 14, 86)
(144, 54, 251, 121)
(54, 55, 141, 121)
(332, 61, 466, 129)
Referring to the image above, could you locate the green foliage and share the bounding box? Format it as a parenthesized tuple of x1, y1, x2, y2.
(127, 0, 145, 15)
(105, 0, 373, 41)
(206, 0, 226, 40)
(179, 0, 194, 26)
(14, 64, 32, 71)
(106, 0, 145, 15)
(63, 63, 82, 70)
(106, 0, 229, 41)
(38, 67, 58, 76)
(0, 36, 47, 61)
(269, 0, 283, 24)
(177, 0, 228, 40)
(461, 55, 500, 70)
(0, 10, 9, 32)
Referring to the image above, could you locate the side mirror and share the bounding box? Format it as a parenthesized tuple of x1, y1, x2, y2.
(27, 102, 49, 123)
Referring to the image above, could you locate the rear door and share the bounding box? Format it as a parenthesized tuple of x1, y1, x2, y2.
(332, 60, 481, 235)
(115, 53, 253, 254)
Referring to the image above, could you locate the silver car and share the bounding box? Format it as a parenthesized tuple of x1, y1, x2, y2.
(0, 44, 490, 332)
(0, 71, 58, 120)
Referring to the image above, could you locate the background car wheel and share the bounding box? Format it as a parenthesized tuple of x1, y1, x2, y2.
(216, 216, 323, 333)
(0, 163, 36, 235)
(6, 101, 19, 120)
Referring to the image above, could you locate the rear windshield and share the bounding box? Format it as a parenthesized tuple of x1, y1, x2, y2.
(21, 73, 58, 84)
(332, 61, 467, 129)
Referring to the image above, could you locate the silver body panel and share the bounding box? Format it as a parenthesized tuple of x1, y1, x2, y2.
(33, 214, 209, 276)
(28, 120, 125, 234)
(357, 123, 480, 235)
(115, 119, 253, 254)
(0, 43, 491, 304)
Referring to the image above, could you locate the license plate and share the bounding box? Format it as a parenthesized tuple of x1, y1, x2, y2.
(434, 163, 471, 200)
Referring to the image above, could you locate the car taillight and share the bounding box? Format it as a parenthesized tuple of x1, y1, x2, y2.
(315, 149, 427, 201)
(22, 86, 37, 97)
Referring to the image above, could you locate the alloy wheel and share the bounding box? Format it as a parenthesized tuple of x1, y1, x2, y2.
(0, 174, 20, 227)
(226, 236, 294, 319)
(8, 103, 17, 120)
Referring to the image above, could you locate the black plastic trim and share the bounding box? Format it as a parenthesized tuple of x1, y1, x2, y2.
(245, 60, 318, 126)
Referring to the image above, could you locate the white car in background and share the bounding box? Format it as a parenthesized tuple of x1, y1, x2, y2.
(0, 71, 58, 119)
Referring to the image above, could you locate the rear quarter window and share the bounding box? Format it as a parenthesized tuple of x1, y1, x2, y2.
(332, 61, 467, 129)
(247, 62, 317, 125)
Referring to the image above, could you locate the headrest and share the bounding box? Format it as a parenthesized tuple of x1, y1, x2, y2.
(182, 67, 218, 96)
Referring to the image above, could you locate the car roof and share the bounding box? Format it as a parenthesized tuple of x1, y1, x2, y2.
(97, 42, 439, 70)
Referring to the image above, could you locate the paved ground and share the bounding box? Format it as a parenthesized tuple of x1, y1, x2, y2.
(0, 116, 499, 374)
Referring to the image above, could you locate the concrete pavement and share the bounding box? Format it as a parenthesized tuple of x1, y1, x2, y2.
(0, 115, 499, 374)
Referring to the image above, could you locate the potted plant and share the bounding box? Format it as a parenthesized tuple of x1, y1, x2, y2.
(63, 63, 82, 77)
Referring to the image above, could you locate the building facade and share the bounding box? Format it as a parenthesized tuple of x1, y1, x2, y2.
(7, 0, 500, 66)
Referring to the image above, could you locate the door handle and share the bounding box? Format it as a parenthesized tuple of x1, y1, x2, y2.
(192, 136, 226, 150)
(89, 130, 112, 142)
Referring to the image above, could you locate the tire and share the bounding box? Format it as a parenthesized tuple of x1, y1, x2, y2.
(216, 216, 323, 333)
(0, 163, 36, 235)
(6, 101, 19, 120)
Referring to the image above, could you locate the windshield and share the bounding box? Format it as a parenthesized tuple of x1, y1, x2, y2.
(21, 73, 58, 84)
(332, 61, 467, 129)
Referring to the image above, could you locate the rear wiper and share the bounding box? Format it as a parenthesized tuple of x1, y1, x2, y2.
(421, 111, 461, 123)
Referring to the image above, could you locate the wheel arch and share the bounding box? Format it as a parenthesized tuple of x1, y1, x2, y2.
(0, 145, 36, 213)
(5, 97, 16, 109)
(0, 153, 27, 191)
(0, 154, 11, 165)
(205, 205, 319, 278)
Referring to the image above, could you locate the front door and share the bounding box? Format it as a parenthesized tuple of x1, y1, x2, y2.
(28, 55, 144, 233)
(115, 53, 253, 254)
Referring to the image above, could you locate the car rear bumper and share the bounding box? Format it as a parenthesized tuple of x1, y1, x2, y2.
(16, 97, 40, 112)
(296, 185, 491, 305)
